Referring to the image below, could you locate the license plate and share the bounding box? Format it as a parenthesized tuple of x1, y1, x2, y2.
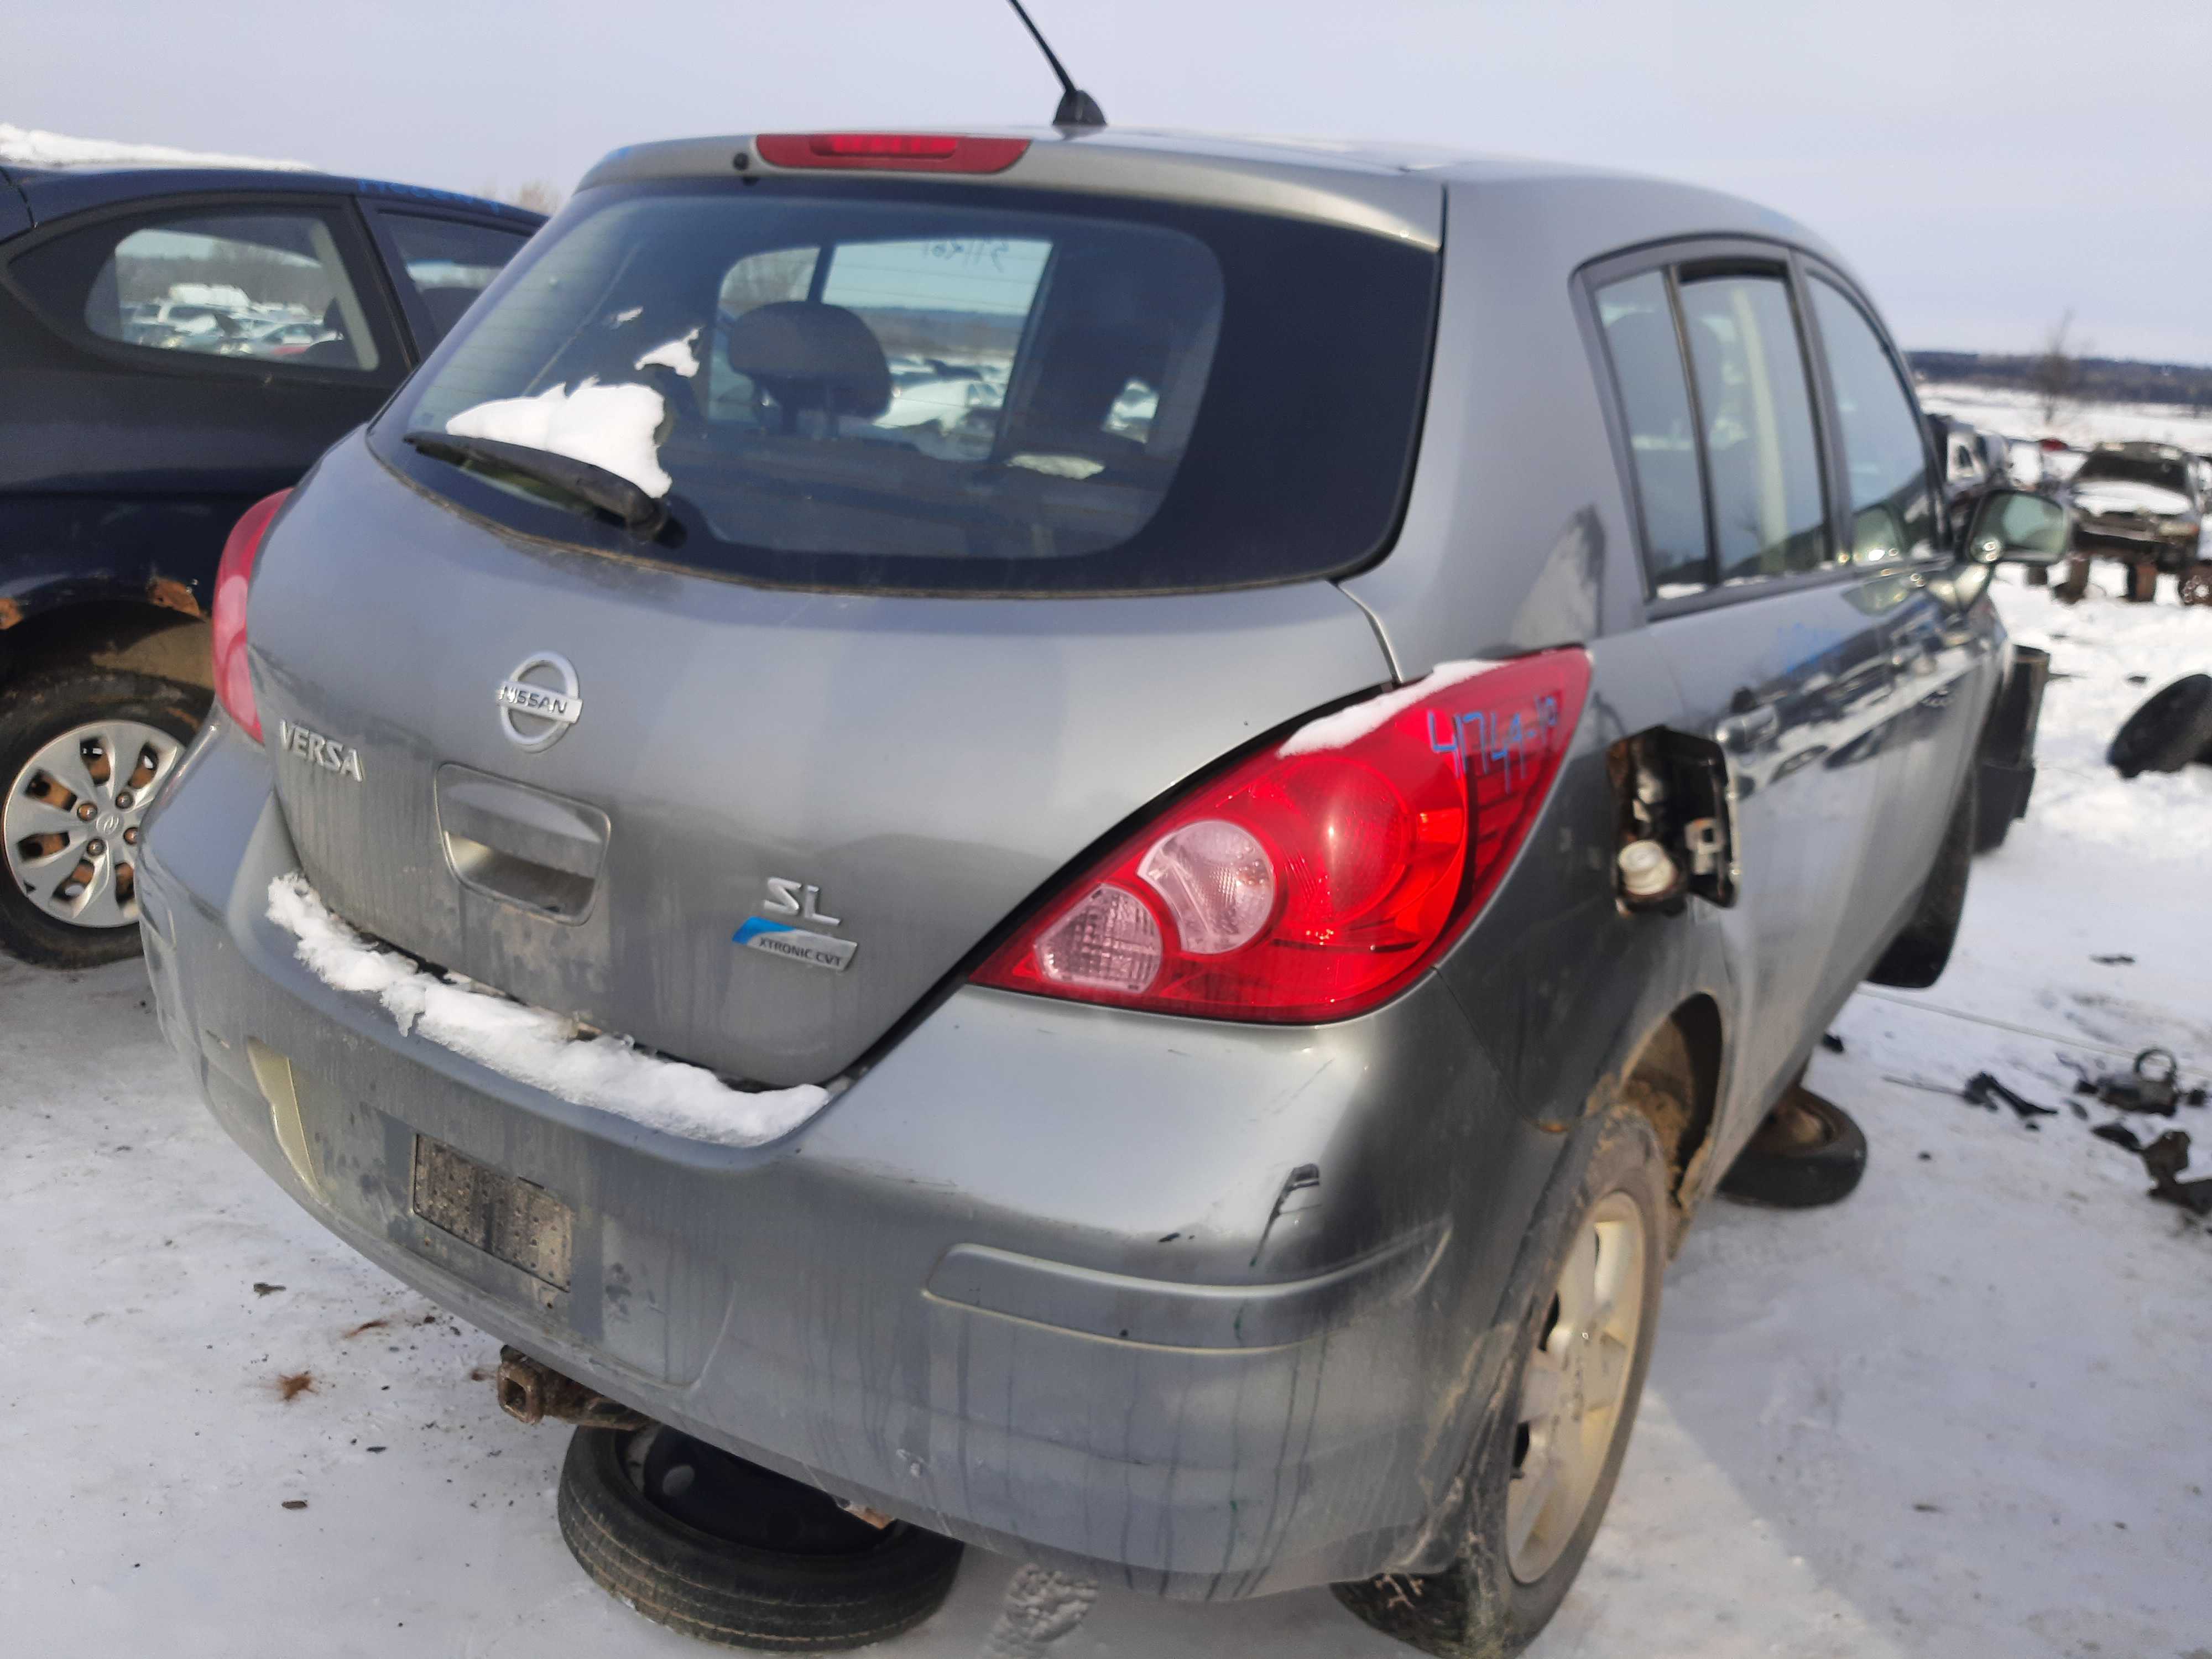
(410, 1135, 573, 1291)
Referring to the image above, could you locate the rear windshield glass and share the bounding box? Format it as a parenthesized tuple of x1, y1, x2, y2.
(373, 178, 1437, 594)
(2072, 452, 2189, 493)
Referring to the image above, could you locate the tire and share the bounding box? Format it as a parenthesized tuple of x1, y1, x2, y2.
(1333, 1105, 1670, 1657)
(2179, 565, 2212, 608)
(1865, 763, 1975, 990)
(2107, 675, 2212, 778)
(557, 1425, 963, 1651)
(2124, 560, 2159, 602)
(0, 667, 204, 968)
(1717, 1085, 1867, 1208)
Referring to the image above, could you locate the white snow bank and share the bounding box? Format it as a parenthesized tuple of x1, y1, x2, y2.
(265, 874, 827, 1146)
(1279, 659, 1500, 756)
(446, 380, 671, 498)
(0, 122, 310, 171)
(633, 329, 700, 378)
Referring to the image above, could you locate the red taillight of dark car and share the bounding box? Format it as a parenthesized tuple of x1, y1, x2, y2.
(210, 489, 289, 744)
(973, 648, 1592, 1022)
(753, 133, 1031, 174)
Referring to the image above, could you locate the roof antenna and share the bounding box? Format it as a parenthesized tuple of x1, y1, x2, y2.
(1004, 0, 1106, 128)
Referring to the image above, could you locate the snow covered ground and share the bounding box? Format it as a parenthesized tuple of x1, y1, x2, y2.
(3, 573, 2208, 1657)
(1918, 380, 2212, 457)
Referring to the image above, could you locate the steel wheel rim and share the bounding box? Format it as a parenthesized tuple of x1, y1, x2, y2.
(4, 718, 184, 931)
(1506, 1188, 1647, 1584)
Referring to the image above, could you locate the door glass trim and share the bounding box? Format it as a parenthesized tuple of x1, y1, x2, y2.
(0, 190, 408, 386)
(1578, 235, 1843, 614)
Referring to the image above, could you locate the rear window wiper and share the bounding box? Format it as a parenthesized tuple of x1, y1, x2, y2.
(403, 430, 668, 535)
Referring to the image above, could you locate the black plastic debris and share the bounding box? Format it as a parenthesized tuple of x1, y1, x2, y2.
(1964, 1071, 2059, 1127)
(2074, 1048, 2199, 1115)
(2090, 953, 2136, 966)
(2091, 1123, 2144, 1152)
(2140, 1130, 2212, 1216)
(1820, 1032, 1846, 1053)
(2107, 674, 2212, 778)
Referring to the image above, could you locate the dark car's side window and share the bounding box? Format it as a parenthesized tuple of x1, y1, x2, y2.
(1676, 274, 1829, 583)
(377, 213, 532, 348)
(1809, 278, 1938, 565)
(21, 210, 383, 372)
(1596, 272, 1710, 598)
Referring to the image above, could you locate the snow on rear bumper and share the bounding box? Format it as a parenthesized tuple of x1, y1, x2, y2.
(138, 715, 1520, 1597)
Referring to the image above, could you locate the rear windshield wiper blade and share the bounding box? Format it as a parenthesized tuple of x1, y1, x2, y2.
(404, 430, 667, 534)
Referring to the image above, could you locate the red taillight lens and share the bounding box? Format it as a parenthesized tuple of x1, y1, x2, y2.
(973, 649, 1592, 1022)
(754, 133, 1031, 174)
(210, 489, 288, 743)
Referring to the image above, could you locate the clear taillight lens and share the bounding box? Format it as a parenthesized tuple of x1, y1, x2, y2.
(209, 490, 289, 744)
(973, 649, 1590, 1022)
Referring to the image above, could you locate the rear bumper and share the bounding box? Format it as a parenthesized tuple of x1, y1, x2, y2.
(140, 715, 1552, 1598)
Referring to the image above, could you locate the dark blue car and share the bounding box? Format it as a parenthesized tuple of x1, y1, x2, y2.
(0, 159, 541, 963)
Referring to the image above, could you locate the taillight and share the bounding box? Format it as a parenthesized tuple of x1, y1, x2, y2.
(973, 649, 1592, 1022)
(753, 133, 1031, 174)
(210, 489, 289, 743)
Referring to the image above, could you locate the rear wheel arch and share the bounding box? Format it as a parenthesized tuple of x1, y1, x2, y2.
(0, 597, 212, 695)
(1613, 995, 1723, 1249)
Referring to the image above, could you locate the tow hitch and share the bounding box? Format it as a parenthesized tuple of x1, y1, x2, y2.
(494, 1346, 649, 1430)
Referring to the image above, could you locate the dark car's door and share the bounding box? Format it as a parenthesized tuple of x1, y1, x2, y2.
(0, 192, 409, 613)
(360, 207, 536, 357)
(1801, 269, 1990, 913)
(1588, 247, 1897, 1112)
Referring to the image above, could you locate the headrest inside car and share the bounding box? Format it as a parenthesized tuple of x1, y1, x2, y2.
(725, 301, 892, 421)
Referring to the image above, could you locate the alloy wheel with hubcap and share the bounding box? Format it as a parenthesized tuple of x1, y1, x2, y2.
(4, 718, 184, 931)
(1506, 1188, 1648, 1584)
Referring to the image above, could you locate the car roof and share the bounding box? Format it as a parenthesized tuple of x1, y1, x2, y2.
(576, 126, 1849, 272)
(0, 162, 543, 231)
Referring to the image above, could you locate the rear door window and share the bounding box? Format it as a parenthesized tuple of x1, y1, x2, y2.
(14, 208, 385, 372)
(378, 179, 1438, 596)
(1595, 271, 1710, 597)
(1676, 274, 1830, 583)
(1808, 278, 1938, 564)
(373, 211, 533, 349)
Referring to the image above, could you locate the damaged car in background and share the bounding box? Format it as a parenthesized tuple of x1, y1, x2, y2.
(139, 126, 2067, 1655)
(2057, 440, 2211, 604)
(0, 158, 539, 964)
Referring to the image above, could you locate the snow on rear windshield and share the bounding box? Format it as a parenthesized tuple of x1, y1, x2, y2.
(382, 181, 1438, 594)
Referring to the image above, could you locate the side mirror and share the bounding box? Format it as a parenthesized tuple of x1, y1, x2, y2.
(1964, 489, 2070, 566)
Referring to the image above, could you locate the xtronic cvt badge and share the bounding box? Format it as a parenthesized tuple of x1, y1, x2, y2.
(497, 652, 583, 751)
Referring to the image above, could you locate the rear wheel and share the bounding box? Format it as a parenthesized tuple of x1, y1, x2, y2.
(1333, 1106, 1668, 1656)
(0, 668, 202, 967)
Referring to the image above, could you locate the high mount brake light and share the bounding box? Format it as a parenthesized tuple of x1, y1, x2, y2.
(974, 649, 1592, 1022)
(753, 133, 1031, 174)
(210, 489, 289, 744)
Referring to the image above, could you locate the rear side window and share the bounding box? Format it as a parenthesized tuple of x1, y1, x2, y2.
(378, 179, 1438, 596)
(1595, 272, 1708, 597)
(1677, 275, 1829, 583)
(1809, 279, 1937, 564)
(378, 213, 532, 347)
(15, 210, 380, 371)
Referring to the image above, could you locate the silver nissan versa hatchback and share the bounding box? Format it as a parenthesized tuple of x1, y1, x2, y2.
(137, 127, 2063, 1653)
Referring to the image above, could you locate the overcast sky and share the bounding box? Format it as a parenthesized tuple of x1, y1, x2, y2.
(12, 1, 2207, 362)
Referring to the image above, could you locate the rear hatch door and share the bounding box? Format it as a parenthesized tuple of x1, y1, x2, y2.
(249, 437, 1395, 1087)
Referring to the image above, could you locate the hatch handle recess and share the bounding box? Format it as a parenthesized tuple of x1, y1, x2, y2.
(435, 764, 610, 923)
